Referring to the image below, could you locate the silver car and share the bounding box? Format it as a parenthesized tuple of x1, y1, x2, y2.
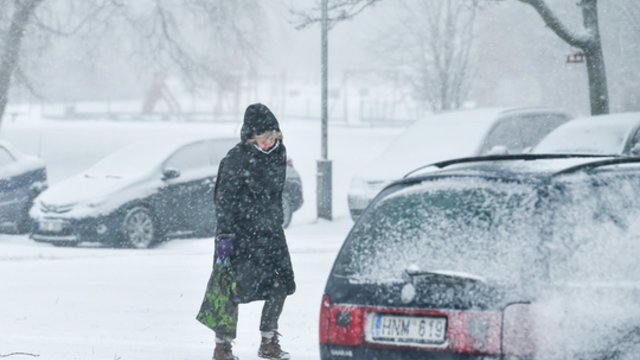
(348, 107, 571, 219)
(534, 112, 640, 156)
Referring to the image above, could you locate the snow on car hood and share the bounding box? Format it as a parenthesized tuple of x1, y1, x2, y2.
(37, 173, 143, 208)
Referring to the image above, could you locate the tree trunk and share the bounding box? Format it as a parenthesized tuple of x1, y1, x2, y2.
(582, 0, 609, 115)
(519, 0, 609, 115)
(0, 0, 44, 130)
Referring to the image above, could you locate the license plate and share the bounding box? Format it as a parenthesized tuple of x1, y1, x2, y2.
(39, 219, 64, 232)
(369, 313, 447, 345)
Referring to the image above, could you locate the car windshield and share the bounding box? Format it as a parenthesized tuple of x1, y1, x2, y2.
(334, 177, 540, 284)
(534, 123, 629, 155)
(84, 142, 172, 178)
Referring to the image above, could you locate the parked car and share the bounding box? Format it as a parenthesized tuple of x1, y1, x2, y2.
(29, 136, 303, 248)
(322, 154, 640, 359)
(347, 107, 572, 219)
(534, 112, 640, 156)
(0, 141, 47, 233)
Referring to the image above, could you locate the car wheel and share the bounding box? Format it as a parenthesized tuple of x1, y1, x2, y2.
(122, 206, 155, 249)
(282, 195, 292, 229)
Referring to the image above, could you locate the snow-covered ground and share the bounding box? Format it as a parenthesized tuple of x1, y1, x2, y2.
(0, 112, 405, 359)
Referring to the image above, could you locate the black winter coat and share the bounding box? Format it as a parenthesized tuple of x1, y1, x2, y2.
(214, 140, 296, 303)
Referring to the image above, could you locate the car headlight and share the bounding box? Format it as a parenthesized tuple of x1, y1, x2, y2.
(39, 201, 76, 214)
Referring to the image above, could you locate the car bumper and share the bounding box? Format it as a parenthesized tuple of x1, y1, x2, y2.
(30, 214, 121, 245)
(320, 345, 505, 360)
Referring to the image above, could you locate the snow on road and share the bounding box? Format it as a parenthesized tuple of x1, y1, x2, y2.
(0, 116, 406, 359)
(0, 220, 350, 360)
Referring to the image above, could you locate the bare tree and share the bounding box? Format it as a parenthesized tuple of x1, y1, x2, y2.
(516, 0, 609, 115)
(108, 0, 263, 91)
(293, 0, 478, 112)
(0, 0, 46, 128)
(0, 0, 264, 128)
(295, 0, 611, 115)
(389, 0, 478, 112)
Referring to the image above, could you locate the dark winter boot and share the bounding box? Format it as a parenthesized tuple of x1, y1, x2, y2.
(213, 340, 238, 360)
(258, 331, 290, 360)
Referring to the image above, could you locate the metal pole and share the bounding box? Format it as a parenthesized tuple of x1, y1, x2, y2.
(321, 0, 328, 161)
(317, 0, 332, 220)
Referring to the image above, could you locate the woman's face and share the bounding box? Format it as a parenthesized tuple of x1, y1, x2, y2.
(256, 137, 276, 150)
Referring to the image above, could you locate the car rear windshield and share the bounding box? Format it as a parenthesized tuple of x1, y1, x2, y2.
(334, 177, 541, 284)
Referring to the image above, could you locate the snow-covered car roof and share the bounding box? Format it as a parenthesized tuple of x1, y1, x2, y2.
(0, 140, 45, 176)
(357, 107, 567, 180)
(534, 112, 640, 155)
(0, 140, 31, 160)
(84, 135, 235, 178)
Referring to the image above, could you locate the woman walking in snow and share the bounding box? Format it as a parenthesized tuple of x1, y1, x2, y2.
(197, 103, 295, 360)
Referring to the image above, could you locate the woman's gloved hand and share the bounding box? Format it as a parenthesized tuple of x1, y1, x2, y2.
(215, 234, 235, 262)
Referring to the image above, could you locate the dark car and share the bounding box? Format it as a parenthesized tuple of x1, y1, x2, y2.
(29, 136, 303, 248)
(321, 154, 640, 360)
(0, 141, 47, 233)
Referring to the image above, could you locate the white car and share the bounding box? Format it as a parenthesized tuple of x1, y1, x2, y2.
(347, 107, 572, 219)
(533, 112, 640, 156)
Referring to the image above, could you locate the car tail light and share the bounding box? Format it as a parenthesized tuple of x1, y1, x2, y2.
(451, 311, 501, 355)
(319, 294, 364, 346)
(502, 303, 535, 357)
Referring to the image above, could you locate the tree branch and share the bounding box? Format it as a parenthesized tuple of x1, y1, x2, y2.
(517, 0, 593, 49)
(290, 0, 383, 30)
(31, 0, 112, 37)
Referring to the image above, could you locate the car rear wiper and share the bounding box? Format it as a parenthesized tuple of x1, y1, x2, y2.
(402, 267, 486, 284)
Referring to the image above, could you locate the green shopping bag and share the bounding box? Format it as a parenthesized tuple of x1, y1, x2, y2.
(196, 258, 238, 334)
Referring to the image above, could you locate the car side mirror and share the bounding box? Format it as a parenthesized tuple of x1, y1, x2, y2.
(162, 168, 181, 180)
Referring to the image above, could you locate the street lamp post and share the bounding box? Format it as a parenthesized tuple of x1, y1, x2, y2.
(317, 0, 332, 220)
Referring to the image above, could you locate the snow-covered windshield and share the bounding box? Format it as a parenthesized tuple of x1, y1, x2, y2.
(534, 122, 630, 155)
(84, 142, 171, 178)
(334, 177, 540, 284)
